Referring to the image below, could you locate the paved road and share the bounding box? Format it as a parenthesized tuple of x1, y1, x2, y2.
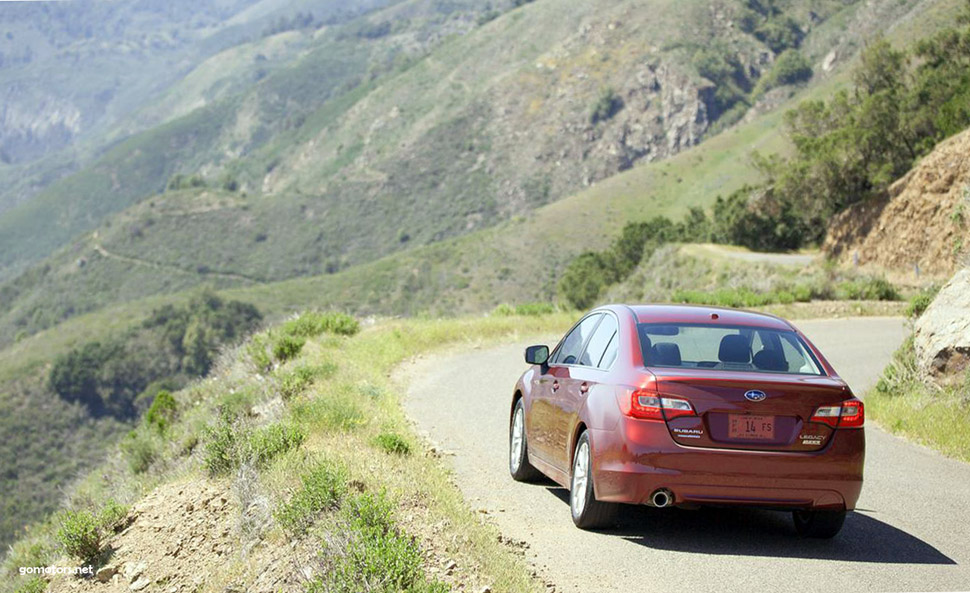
(404, 317, 970, 593)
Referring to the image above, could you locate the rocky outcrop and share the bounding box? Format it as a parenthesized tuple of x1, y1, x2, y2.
(823, 128, 970, 279)
(914, 267, 970, 380)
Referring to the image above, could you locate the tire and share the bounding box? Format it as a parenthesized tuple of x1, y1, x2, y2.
(792, 509, 847, 538)
(570, 430, 618, 529)
(509, 399, 542, 482)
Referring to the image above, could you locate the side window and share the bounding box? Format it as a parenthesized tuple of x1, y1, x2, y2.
(598, 332, 619, 369)
(552, 314, 602, 365)
(579, 314, 617, 368)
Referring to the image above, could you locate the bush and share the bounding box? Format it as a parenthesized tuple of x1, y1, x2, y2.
(275, 462, 348, 534)
(145, 390, 178, 432)
(120, 429, 159, 474)
(97, 499, 129, 532)
(837, 277, 900, 301)
(202, 415, 240, 476)
(13, 577, 46, 593)
(373, 432, 411, 456)
(278, 365, 325, 400)
(280, 312, 360, 338)
(273, 335, 306, 362)
(56, 510, 101, 562)
(492, 302, 557, 317)
(590, 87, 623, 124)
(758, 49, 812, 93)
(248, 423, 305, 467)
(906, 286, 940, 318)
(310, 492, 447, 593)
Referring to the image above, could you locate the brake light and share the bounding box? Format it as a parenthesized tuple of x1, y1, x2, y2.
(628, 390, 695, 421)
(810, 399, 864, 428)
(839, 399, 865, 428)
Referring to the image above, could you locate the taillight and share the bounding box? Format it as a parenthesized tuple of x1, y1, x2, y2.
(810, 399, 864, 428)
(628, 390, 695, 421)
(839, 399, 865, 428)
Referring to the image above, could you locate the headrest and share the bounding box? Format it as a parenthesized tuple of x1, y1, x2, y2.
(718, 335, 751, 364)
(753, 349, 788, 372)
(650, 342, 682, 366)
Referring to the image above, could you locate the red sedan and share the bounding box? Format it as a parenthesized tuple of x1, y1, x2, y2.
(509, 305, 864, 537)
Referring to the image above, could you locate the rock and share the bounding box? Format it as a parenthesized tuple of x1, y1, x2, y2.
(822, 50, 837, 72)
(130, 576, 151, 591)
(915, 268, 970, 379)
(96, 565, 117, 582)
(124, 561, 146, 583)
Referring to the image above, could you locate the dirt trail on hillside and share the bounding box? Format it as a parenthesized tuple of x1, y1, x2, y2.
(91, 232, 259, 284)
(403, 317, 970, 593)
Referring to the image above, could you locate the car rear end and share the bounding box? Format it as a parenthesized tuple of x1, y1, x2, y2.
(591, 311, 865, 515)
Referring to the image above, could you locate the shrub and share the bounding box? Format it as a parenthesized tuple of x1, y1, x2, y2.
(373, 432, 411, 456)
(275, 462, 348, 534)
(278, 365, 319, 400)
(906, 286, 940, 318)
(492, 302, 556, 316)
(273, 335, 306, 362)
(56, 510, 101, 562)
(97, 499, 129, 532)
(758, 49, 812, 93)
(13, 577, 46, 593)
(310, 492, 446, 593)
(837, 277, 900, 301)
(280, 312, 360, 338)
(202, 415, 240, 476)
(248, 423, 305, 467)
(120, 429, 158, 474)
(145, 390, 178, 432)
(247, 334, 273, 371)
(590, 87, 623, 124)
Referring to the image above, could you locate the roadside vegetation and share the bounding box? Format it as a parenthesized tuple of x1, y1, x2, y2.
(867, 288, 970, 463)
(1, 311, 577, 593)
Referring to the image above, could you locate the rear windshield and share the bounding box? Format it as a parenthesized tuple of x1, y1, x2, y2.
(637, 323, 824, 375)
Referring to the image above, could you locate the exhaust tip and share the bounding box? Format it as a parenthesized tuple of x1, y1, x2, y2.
(651, 489, 673, 508)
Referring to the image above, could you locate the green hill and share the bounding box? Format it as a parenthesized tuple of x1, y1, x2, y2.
(2, 0, 945, 344)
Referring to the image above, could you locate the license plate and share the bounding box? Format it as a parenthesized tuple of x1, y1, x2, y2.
(729, 414, 775, 440)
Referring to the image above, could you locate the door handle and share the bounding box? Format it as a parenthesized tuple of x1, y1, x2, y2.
(580, 382, 589, 394)
(552, 380, 560, 392)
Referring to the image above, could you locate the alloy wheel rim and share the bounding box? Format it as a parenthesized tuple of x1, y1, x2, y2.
(572, 441, 589, 516)
(510, 408, 524, 471)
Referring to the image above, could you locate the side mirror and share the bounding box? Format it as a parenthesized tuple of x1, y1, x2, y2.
(525, 345, 549, 366)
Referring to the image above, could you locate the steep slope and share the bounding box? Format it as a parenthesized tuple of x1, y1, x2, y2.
(0, 0, 873, 284)
(3, 0, 947, 342)
(824, 127, 970, 280)
(0, 0, 400, 214)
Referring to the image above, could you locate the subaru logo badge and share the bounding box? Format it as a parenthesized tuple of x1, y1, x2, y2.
(744, 390, 767, 402)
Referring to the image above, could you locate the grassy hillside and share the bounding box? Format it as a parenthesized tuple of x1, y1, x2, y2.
(0, 0, 880, 285)
(1, 312, 577, 593)
(0, 0, 963, 557)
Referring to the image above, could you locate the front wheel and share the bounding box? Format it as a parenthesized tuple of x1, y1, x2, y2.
(793, 509, 846, 538)
(570, 430, 617, 529)
(509, 399, 542, 481)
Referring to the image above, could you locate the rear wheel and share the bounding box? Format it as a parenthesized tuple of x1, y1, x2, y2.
(570, 430, 617, 529)
(509, 399, 542, 481)
(792, 509, 846, 538)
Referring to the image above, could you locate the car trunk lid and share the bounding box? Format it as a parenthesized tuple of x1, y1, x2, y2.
(653, 369, 849, 452)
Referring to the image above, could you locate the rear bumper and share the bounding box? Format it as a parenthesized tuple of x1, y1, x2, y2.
(589, 417, 864, 511)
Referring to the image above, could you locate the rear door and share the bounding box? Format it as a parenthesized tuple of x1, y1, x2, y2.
(530, 313, 602, 464)
(550, 313, 618, 468)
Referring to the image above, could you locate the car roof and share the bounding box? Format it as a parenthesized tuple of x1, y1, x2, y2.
(618, 304, 795, 331)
